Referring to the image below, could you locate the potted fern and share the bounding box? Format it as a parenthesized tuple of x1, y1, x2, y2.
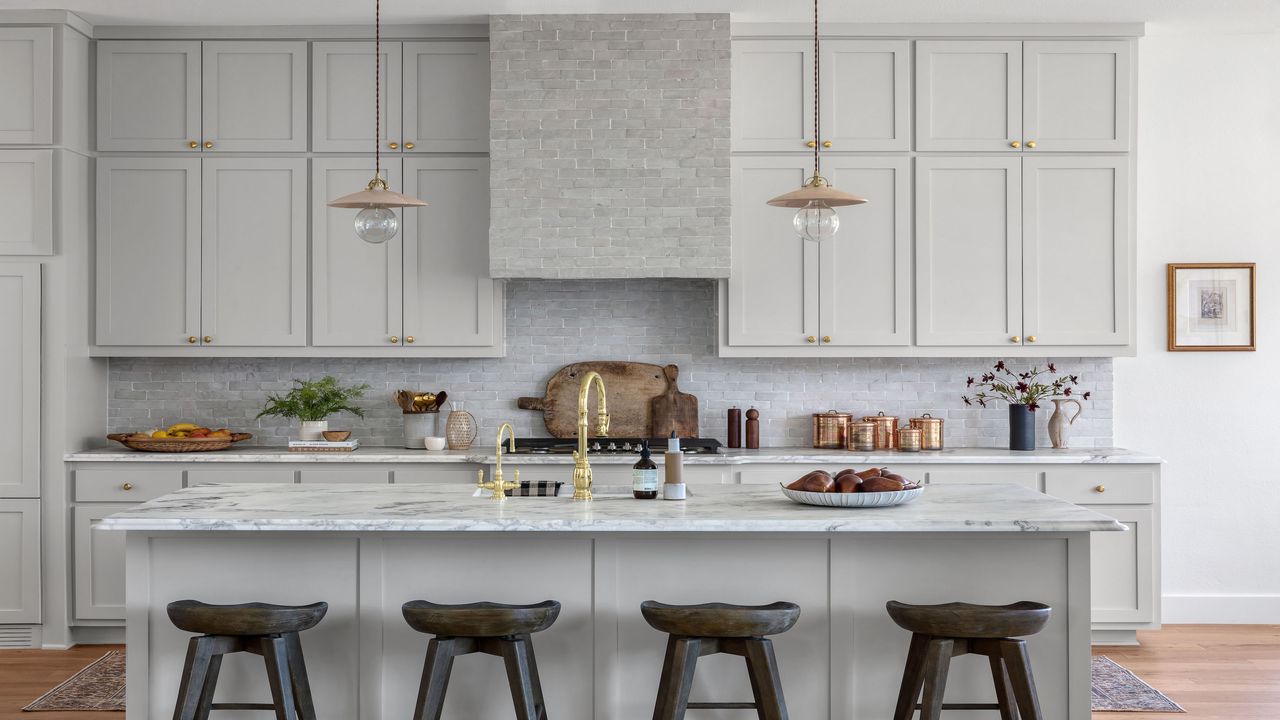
(257, 377, 370, 441)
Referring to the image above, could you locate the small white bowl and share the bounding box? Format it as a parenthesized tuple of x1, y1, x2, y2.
(423, 437, 447, 452)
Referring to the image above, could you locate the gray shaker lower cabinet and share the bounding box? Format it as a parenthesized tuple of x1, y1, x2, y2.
(0, 499, 40, 623)
(73, 504, 128, 620)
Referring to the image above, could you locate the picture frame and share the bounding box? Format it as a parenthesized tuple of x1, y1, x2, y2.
(1166, 263, 1256, 351)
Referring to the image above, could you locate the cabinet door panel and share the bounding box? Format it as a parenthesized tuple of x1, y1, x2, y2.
(0, 499, 39, 623)
(1087, 506, 1154, 624)
(403, 157, 499, 348)
(311, 158, 403, 346)
(731, 40, 813, 152)
(1024, 41, 1131, 152)
(313, 42, 402, 153)
(821, 40, 909, 151)
(96, 158, 201, 346)
(403, 41, 489, 153)
(727, 157, 819, 347)
(1023, 156, 1129, 345)
(0, 150, 52, 255)
(203, 42, 308, 152)
(915, 157, 1022, 346)
(0, 265, 39, 498)
(97, 41, 201, 152)
(201, 159, 308, 346)
(915, 41, 1022, 152)
(0, 28, 53, 144)
(820, 158, 910, 346)
(74, 504, 127, 621)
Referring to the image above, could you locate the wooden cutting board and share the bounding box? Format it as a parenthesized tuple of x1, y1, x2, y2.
(651, 364, 700, 439)
(517, 361, 670, 439)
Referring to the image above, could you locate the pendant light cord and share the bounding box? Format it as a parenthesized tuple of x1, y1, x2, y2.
(374, 0, 382, 181)
(812, 0, 820, 181)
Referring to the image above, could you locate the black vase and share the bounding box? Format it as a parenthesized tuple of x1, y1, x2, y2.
(1008, 404, 1036, 451)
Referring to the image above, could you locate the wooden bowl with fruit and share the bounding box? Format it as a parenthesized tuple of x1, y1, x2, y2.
(107, 423, 252, 452)
(780, 467, 923, 508)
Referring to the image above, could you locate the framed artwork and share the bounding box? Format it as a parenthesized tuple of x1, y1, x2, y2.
(1167, 263, 1256, 351)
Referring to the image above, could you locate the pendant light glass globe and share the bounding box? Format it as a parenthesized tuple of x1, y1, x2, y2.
(793, 200, 840, 243)
(354, 206, 400, 245)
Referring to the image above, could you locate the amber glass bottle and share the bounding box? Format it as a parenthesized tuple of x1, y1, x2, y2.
(632, 441, 659, 499)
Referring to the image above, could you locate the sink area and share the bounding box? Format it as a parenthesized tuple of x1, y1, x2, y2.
(472, 484, 682, 500)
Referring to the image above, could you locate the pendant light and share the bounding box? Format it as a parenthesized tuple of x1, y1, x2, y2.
(767, 0, 866, 242)
(327, 0, 426, 244)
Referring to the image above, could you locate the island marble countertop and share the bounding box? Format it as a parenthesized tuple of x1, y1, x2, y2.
(96, 483, 1126, 533)
(66, 446, 1163, 465)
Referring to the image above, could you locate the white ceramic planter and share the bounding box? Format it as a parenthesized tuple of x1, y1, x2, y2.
(299, 420, 329, 441)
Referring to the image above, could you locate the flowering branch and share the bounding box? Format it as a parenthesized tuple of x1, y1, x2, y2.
(961, 360, 1091, 412)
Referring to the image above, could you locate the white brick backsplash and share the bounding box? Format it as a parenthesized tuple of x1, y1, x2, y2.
(108, 280, 1113, 449)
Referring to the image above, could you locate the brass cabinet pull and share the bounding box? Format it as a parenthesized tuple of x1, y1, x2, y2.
(1010, 140, 1021, 148)
(1027, 335, 1038, 343)
(389, 142, 399, 149)
(1094, 484, 1106, 493)
(187, 336, 198, 344)
(390, 335, 400, 344)
(405, 335, 415, 344)
(1026, 140, 1037, 149)
(203, 141, 214, 149)
(822, 335, 831, 343)
(806, 335, 817, 344)
(1011, 335, 1021, 343)
(404, 142, 415, 150)
(806, 140, 816, 148)
(188, 141, 199, 149)
(121, 482, 134, 491)
(822, 140, 832, 148)
(203, 336, 213, 344)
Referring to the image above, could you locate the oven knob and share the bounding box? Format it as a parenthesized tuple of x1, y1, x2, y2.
(607, 442, 617, 451)
(591, 442, 601, 452)
(622, 442, 633, 451)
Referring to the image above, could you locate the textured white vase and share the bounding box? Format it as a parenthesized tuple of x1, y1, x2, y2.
(299, 420, 329, 441)
(1047, 399, 1083, 449)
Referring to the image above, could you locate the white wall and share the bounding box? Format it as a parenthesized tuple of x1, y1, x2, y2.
(1117, 28, 1280, 622)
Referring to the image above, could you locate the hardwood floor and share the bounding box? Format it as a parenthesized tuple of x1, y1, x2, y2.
(1, 628, 1278, 719)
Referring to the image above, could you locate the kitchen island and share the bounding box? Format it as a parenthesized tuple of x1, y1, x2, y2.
(102, 482, 1121, 720)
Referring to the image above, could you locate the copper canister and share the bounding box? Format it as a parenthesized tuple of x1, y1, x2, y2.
(847, 421, 877, 452)
(897, 427, 923, 452)
(909, 413, 945, 451)
(812, 410, 853, 449)
(863, 412, 899, 450)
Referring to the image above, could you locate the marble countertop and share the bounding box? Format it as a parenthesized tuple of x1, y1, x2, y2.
(96, 482, 1126, 533)
(66, 446, 1162, 465)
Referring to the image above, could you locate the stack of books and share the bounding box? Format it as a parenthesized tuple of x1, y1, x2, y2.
(287, 439, 359, 453)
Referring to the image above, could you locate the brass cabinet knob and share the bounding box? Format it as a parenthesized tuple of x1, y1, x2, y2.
(188, 141, 199, 149)
(1026, 140, 1037, 149)
(187, 336, 198, 344)
(1094, 484, 1106, 493)
(1010, 140, 1021, 148)
(390, 335, 399, 344)
(203, 335, 213, 344)
(389, 142, 399, 149)
(822, 140, 832, 148)
(404, 142, 415, 150)
(1027, 335, 1038, 343)
(1011, 335, 1021, 343)
(405, 335, 415, 344)
(121, 482, 134, 491)
(822, 335, 831, 343)
(806, 335, 816, 343)
(806, 140, 817, 148)
(204, 141, 214, 149)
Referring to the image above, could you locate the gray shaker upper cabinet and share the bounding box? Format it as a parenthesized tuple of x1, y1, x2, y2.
(202, 42, 308, 152)
(403, 41, 490, 153)
(819, 40, 910, 151)
(312, 42, 403, 153)
(731, 40, 814, 152)
(1024, 41, 1132, 152)
(0, 28, 53, 145)
(915, 41, 1023, 152)
(97, 41, 202, 152)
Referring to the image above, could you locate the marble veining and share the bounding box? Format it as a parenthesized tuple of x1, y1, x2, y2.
(66, 446, 1163, 465)
(97, 483, 1126, 533)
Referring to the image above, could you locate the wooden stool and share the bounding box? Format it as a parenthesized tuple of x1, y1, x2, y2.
(886, 600, 1052, 720)
(641, 600, 801, 720)
(167, 600, 328, 720)
(402, 600, 561, 720)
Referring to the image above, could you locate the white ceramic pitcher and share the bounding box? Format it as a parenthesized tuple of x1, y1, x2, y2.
(1047, 398, 1084, 449)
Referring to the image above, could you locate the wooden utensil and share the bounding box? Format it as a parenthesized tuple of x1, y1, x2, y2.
(651, 364, 699, 438)
(517, 361, 670, 439)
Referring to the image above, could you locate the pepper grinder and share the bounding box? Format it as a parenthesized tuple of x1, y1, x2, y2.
(745, 407, 760, 449)
(727, 406, 742, 448)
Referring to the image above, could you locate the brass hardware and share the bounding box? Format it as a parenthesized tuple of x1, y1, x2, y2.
(822, 335, 831, 343)
(1010, 140, 1021, 148)
(189, 141, 199, 149)
(806, 140, 817, 148)
(389, 142, 399, 149)
(822, 140, 832, 148)
(203, 336, 212, 344)
(1011, 335, 1021, 343)
(572, 371, 609, 501)
(204, 141, 214, 149)
(390, 335, 399, 344)
(405, 335, 415, 344)
(806, 335, 816, 344)
(404, 142, 415, 150)
(187, 336, 198, 344)
(476, 424, 521, 502)
(1026, 140, 1037, 149)
(1027, 335, 1038, 343)
(1094, 484, 1106, 493)
(121, 482, 134, 491)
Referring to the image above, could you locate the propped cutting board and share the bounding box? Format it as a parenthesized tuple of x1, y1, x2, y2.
(651, 364, 699, 439)
(517, 361, 669, 439)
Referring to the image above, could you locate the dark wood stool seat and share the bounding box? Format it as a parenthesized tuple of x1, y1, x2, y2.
(403, 600, 561, 720)
(887, 600, 1052, 720)
(168, 600, 328, 636)
(642, 600, 801, 720)
(641, 601, 800, 639)
(167, 600, 327, 720)
(402, 599, 560, 637)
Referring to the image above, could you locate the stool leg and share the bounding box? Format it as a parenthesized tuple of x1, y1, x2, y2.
(500, 636, 540, 720)
(413, 638, 458, 720)
(743, 638, 789, 720)
(892, 633, 930, 720)
(1000, 640, 1044, 720)
(283, 633, 318, 720)
(261, 636, 301, 720)
(918, 638, 954, 720)
(987, 654, 1018, 720)
(193, 652, 223, 720)
(173, 637, 217, 720)
(652, 637, 701, 720)
(519, 634, 549, 720)
(651, 636, 680, 720)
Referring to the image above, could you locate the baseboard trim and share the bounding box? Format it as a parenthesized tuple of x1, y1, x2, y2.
(1163, 594, 1280, 623)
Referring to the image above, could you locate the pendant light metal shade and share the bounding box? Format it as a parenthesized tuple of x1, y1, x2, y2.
(767, 175, 867, 208)
(328, 177, 428, 209)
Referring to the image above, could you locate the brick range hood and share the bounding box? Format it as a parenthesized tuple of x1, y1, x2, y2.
(488, 14, 731, 279)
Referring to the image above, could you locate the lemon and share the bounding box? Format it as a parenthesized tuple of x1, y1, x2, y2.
(151, 430, 170, 439)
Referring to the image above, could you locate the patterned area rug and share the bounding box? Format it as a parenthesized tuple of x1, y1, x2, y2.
(1093, 655, 1185, 712)
(23, 650, 125, 712)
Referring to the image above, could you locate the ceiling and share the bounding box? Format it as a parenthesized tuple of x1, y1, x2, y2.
(1, 0, 1276, 31)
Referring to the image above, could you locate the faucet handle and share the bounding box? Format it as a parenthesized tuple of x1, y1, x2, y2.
(477, 469, 485, 487)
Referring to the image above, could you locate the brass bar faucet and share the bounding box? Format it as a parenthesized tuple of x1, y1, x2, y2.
(572, 371, 609, 501)
(477, 423, 520, 502)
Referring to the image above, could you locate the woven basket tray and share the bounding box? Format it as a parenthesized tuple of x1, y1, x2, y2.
(107, 433, 252, 453)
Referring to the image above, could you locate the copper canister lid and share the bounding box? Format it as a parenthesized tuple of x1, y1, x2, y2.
(909, 413, 943, 426)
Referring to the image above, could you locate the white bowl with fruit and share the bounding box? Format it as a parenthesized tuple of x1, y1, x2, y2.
(780, 467, 923, 508)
